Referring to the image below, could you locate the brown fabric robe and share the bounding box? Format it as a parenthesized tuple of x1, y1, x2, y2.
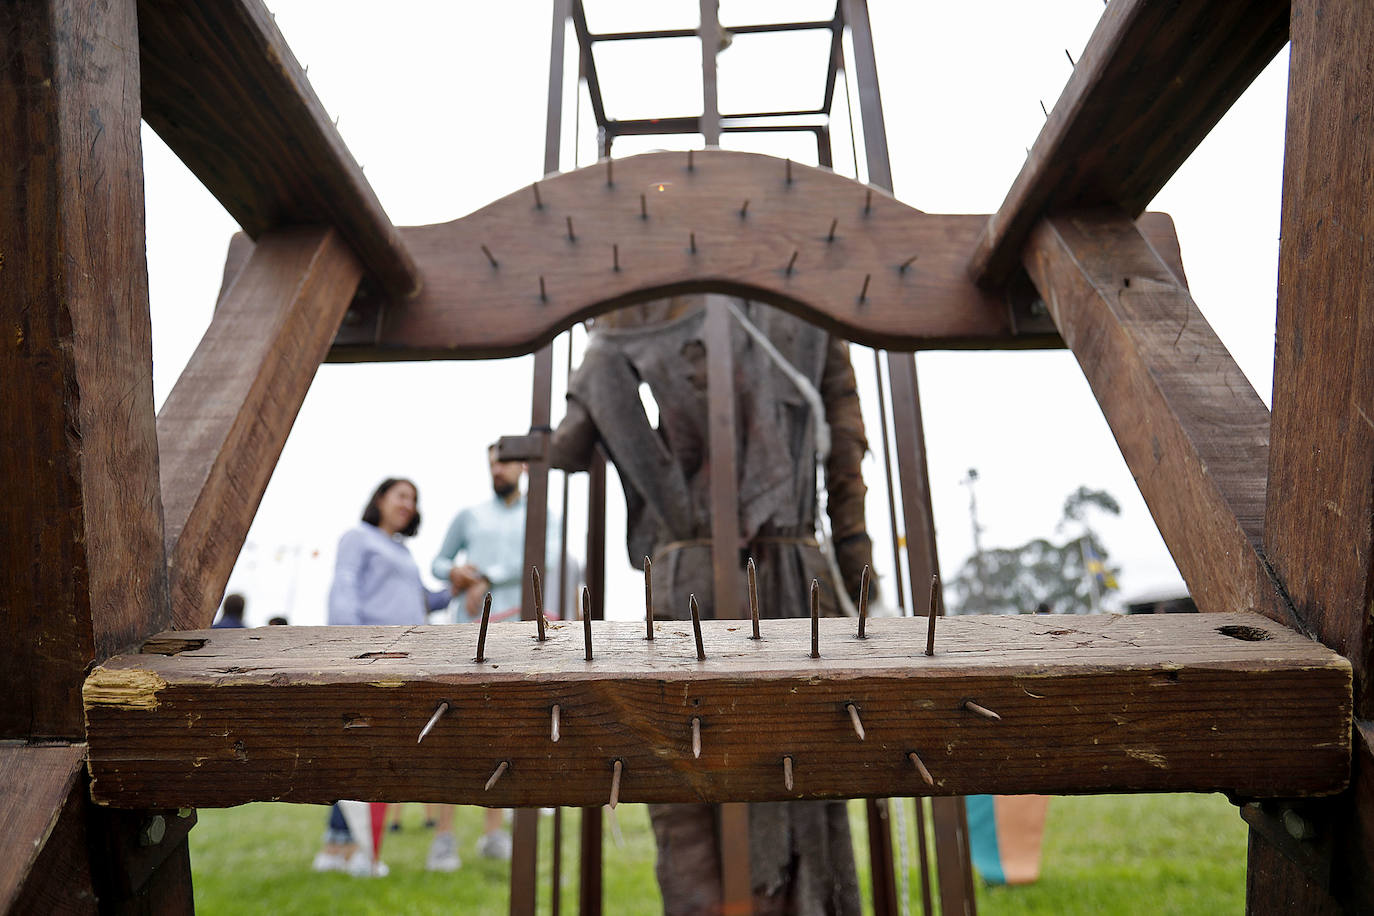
(550, 296, 873, 916)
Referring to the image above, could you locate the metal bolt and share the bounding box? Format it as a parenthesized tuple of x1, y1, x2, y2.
(139, 814, 167, 846)
(1283, 808, 1315, 841)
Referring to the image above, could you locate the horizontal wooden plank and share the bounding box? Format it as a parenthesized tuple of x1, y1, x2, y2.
(326, 150, 1057, 359)
(137, 0, 418, 299)
(1022, 210, 1288, 630)
(0, 744, 90, 913)
(157, 226, 362, 630)
(969, 0, 1287, 287)
(84, 613, 1350, 809)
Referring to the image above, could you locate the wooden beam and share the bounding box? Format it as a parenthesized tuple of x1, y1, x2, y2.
(1254, 3, 1374, 911)
(158, 226, 363, 630)
(0, 745, 91, 913)
(1, 0, 170, 740)
(83, 613, 1350, 809)
(137, 0, 419, 299)
(326, 150, 1057, 359)
(1022, 210, 1286, 627)
(970, 0, 1288, 287)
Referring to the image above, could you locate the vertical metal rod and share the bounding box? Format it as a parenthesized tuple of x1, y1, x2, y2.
(699, 0, 720, 146)
(785, 250, 799, 274)
(643, 556, 654, 640)
(827, 218, 838, 241)
(857, 565, 870, 637)
(475, 593, 492, 662)
(859, 273, 871, 303)
(640, 193, 647, 219)
(612, 243, 620, 271)
(747, 557, 760, 638)
(689, 231, 697, 254)
(926, 574, 939, 657)
(872, 350, 905, 613)
(582, 586, 593, 660)
(533, 182, 543, 209)
(551, 806, 564, 916)
(689, 594, 706, 660)
(566, 216, 576, 242)
(534, 567, 546, 641)
(810, 579, 820, 658)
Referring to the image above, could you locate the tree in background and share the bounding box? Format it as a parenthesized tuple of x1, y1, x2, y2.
(947, 481, 1122, 615)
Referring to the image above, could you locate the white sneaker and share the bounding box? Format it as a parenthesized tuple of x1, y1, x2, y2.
(311, 851, 347, 873)
(476, 829, 513, 861)
(426, 832, 461, 872)
(345, 850, 388, 878)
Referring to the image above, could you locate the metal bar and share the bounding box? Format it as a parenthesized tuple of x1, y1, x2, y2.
(931, 797, 976, 916)
(700, 0, 721, 146)
(866, 798, 899, 916)
(552, 806, 563, 916)
(579, 806, 603, 915)
(914, 799, 934, 916)
(570, 0, 608, 127)
(817, 126, 833, 169)
(588, 20, 835, 42)
(822, 3, 843, 115)
(605, 116, 700, 137)
(720, 123, 824, 134)
(586, 448, 607, 622)
(872, 350, 905, 613)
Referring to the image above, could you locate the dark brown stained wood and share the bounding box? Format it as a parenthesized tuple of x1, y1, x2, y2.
(1266, 0, 1374, 714)
(0, 745, 91, 913)
(1, 0, 170, 739)
(158, 226, 363, 630)
(83, 613, 1351, 809)
(969, 0, 1288, 287)
(1022, 210, 1284, 627)
(137, 0, 419, 299)
(325, 150, 1056, 360)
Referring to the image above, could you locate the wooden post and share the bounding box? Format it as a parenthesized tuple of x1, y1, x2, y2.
(1253, 1, 1374, 911)
(0, 0, 191, 908)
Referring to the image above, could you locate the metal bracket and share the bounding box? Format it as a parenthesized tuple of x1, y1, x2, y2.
(1237, 799, 1336, 890)
(496, 430, 549, 463)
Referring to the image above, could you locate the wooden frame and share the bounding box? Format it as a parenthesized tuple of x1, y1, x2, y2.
(4, 0, 1373, 913)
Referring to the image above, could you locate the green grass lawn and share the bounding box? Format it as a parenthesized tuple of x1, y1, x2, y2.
(189, 794, 1246, 914)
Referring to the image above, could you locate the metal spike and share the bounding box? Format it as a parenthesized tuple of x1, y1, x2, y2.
(747, 557, 760, 639)
(417, 701, 449, 744)
(539, 275, 547, 302)
(857, 565, 870, 638)
(847, 703, 866, 741)
(689, 231, 697, 254)
(609, 759, 623, 809)
(963, 700, 1002, 721)
(899, 253, 918, 273)
(1040, 99, 1049, 118)
(612, 244, 620, 272)
(640, 193, 648, 220)
(827, 218, 838, 242)
(551, 704, 561, 742)
(566, 216, 576, 242)
(606, 158, 614, 186)
(858, 273, 871, 303)
(783, 755, 794, 791)
(533, 567, 546, 641)
(810, 579, 820, 659)
(688, 149, 694, 171)
(480, 244, 499, 269)
(689, 594, 705, 660)
(533, 182, 543, 209)
(692, 717, 701, 759)
(582, 586, 593, 661)
(785, 250, 799, 275)
(785, 158, 793, 184)
(485, 760, 509, 791)
(909, 751, 934, 786)
(644, 556, 654, 640)
(864, 188, 872, 215)
(926, 574, 939, 657)
(740, 199, 749, 219)
(475, 592, 492, 662)
(1065, 49, 1076, 68)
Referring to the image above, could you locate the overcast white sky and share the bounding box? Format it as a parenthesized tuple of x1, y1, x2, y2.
(141, 1, 1289, 626)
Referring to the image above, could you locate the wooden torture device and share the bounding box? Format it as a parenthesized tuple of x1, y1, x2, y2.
(4, 0, 1374, 913)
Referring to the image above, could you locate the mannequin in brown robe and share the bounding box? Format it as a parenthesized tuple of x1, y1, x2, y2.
(550, 294, 874, 916)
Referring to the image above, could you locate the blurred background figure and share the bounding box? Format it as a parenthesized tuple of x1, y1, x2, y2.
(212, 593, 247, 629)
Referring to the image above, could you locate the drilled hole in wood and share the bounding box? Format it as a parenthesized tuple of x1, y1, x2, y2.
(1217, 625, 1272, 642)
(354, 651, 409, 659)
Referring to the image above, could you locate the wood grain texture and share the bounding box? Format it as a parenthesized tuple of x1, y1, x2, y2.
(0, 0, 170, 740)
(0, 745, 92, 914)
(137, 0, 418, 299)
(970, 0, 1288, 287)
(327, 150, 1054, 360)
(83, 613, 1350, 809)
(1022, 210, 1283, 628)
(158, 226, 362, 630)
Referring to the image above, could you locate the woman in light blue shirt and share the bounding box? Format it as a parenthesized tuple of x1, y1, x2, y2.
(315, 477, 450, 877)
(327, 477, 451, 626)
